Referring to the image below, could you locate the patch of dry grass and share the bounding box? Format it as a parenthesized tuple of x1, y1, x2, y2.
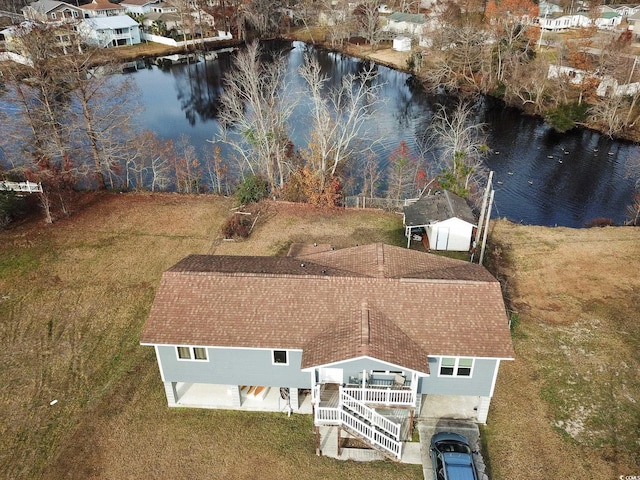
(0, 193, 419, 480)
(485, 220, 640, 479)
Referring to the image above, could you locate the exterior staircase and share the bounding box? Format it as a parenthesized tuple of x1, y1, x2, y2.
(335, 390, 402, 460)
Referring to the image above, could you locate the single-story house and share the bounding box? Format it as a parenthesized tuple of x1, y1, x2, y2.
(402, 190, 477, 251)
(79, 15, 141, 47)
(141, 243, 514, 459)
(22, 0, 83, 22)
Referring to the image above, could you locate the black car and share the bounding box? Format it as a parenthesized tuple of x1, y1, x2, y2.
(429, 432, 478, 480)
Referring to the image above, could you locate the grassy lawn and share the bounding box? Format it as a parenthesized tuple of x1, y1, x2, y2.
(484, 220, 640, 479)
(0, 193, 420, 479)
(1, 193, 638, 479)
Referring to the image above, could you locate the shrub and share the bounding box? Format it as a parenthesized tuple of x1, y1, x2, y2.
(0, 191, 22, 230)
(544, 102, 589, 133)
(236, 175, 269, 205)
(221, 213, 252, 238)
(585, 217, 616, 228)
(280, 167, 342, 207)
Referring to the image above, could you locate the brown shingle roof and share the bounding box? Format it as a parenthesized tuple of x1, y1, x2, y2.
(301, 302, 430, 373)
(140, 244, 514, 367)
(80, 0, 124, 10)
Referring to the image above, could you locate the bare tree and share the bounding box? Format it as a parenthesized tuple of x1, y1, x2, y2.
(298, 55, 384, 179)
(359, 152, 383, 198)
(215, 42, 295, 191)
(64, 53, 140, 189)
(243, 0, 285, 37)
(385, 141, 420, 201)
(353, 0, 383, 51)
(427, 101, 489, 197)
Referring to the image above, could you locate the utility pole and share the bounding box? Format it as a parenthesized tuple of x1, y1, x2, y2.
(479, 189, 495, 266)
(471, 171, 493, 263)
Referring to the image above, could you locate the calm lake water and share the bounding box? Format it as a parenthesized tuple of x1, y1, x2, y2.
(127, 41, 638, 227)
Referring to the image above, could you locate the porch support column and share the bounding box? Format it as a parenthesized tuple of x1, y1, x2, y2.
(229, 385, 242, 407)
(163, 381, 178, 406)
(411, 372, 419, 406)
(477, 396, 491, 424)
(289, 388, 300, 411)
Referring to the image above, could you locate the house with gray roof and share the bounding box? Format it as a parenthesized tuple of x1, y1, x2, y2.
(403, 191, 477, 251)
(22, 0, 82, 22)
(384, 12, 425, 37)
(141, 243, 513, 460)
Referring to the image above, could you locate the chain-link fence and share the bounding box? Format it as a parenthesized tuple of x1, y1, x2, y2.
(344, 196, 418, 211)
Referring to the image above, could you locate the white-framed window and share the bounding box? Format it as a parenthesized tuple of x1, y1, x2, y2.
(51, 12, 56, 19)
(176, 346, 208, 361)
(439, 357, 474, 377)
(72, 11, 78, 17)
(272, 350, 288, 365)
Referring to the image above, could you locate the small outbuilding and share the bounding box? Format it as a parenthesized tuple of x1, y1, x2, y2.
(392, 36, 411, 51)
(403, 190, 477, 251)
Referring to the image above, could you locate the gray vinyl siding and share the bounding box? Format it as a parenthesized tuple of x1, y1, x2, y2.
(418, 357, 497, 397)
(157, 346, 311, 388)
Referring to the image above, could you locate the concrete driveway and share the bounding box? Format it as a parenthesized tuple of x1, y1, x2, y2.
(417, 418, 489, 480)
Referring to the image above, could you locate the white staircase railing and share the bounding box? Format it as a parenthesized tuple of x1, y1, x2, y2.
(340, 390, 402, 459)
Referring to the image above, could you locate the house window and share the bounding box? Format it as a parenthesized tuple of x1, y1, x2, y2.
(272, 350, 288, 365)
(439, 357, 473, 377)
(176, 346, 208, 361)
(72, 11, 78, 17)
(51, 12, 56, 19)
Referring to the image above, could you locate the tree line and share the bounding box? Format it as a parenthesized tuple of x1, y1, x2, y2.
(0, 22, 489, 224)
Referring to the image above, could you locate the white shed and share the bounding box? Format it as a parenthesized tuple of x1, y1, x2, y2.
(402, 190, 477, 251)
(393, 36, 411, 51)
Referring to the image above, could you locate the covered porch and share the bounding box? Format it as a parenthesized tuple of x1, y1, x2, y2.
(311, 369, 420, 409)
(167, 382, 313, 413)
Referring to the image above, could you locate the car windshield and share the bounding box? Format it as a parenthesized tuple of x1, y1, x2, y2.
(436, 440, 472, 455)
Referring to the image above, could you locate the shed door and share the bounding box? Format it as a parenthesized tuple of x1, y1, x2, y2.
(436, 227, 449, 250)
(319, 368, 343, 384)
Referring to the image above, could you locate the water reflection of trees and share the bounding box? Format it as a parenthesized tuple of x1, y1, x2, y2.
(172, 55, 231, 125)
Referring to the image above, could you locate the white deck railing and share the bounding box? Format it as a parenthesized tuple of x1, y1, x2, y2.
(315, 406, 340, 424)
(343, 387, 415, 406)
(0, 181, 43, 193)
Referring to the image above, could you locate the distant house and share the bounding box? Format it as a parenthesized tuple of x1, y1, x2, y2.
(539, 12, 591, 31)
(600, 4, 640, 17)
(120, 0, 162, 15)
(141, 243, 514, 460)
(402, 191, 477, 251)
(594, 11, 622, 29)
(79, 15, 141, 47)
(627, 10, 640, 36)
(78, 0, 127, 18)
(2, 19, 80, 54)
(22, 0, 82, 22)
(384, 12, 425, 37)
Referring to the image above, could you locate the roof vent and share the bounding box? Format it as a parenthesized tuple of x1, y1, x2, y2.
(300, 263, 305, 267)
